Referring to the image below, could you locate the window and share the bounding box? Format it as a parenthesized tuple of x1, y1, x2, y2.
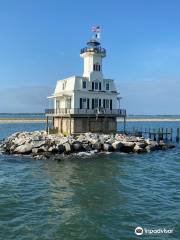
(99, 99, 101, 107)
(103, 99, 105, 108)
(93, 63, 101, 71)
(105, 99, 110, 109)
(87, 98, 89, 109)
(62, 83, 65, 90)
(95, 82, 99, 90)
(92, 82, 94, 90)
(110, 99, 112, 110)
(80, 98, 87, 109)
(103, 99, 110, 109)
(92, 99, 94, 109)
(80, 98, 82, 109)
(94, 98, 98, 108)
(99, 82, 101, 91)
(83, 81, 86, 89)
(82, 98, 87, 109)
(106, 83, 110, 90)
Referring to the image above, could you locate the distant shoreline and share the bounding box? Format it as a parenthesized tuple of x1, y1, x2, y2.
(0, 118, 180, 123)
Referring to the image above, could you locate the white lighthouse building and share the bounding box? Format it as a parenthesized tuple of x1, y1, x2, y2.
(46, 29, 126, 134)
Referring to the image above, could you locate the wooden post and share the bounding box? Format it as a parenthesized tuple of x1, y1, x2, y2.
(153, 128, 156, 140)
(170, 128, 173, 141)
(46, 116, 49, 133)
(69, 115, 71, 135)
(157, 128, 160, 141)
(133, 127, 135, 135)
(149, 128, 151, 139)
(123, 116, 126, 134)
(176, 128, 179, 142)
(165, 128, 168, 141)
(161, 128, 164, 140)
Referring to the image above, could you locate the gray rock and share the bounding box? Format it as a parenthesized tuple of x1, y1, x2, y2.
(57, 144, 65, 153)
(121, 142, 135, 153)
(31, 140, 46, 148)
(145, 144, 159, 152)
(133, 144, 146, 153)
(82, 142, 92, 151)
(47, 145, 58, 153)
(72, 141, 82, 151)
(112, 141, 123, 150)
(91, 141, 102, 150)
(63, 142, 72, 153)
(14, 143, 33, 154)
(135, 142, 146, 148)
(103, 143, 113, 151)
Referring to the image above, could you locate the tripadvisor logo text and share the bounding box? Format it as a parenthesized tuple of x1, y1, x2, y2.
(135, 226, 174, 236)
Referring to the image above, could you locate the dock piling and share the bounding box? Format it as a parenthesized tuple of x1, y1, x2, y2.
(176, 128, 179, 142)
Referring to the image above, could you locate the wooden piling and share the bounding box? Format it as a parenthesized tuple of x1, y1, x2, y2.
(149, 128, 151, 139)
(161, 128, 164, 140)
(176, 128, 179, 142)
(46, 116, 49, 133)
(153, 128, 156, 140)
(165, 128, 168, 141)
(123, 116, 126, 134)
(170, 128, 173, 141)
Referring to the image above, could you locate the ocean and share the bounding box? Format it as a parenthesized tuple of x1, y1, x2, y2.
(0, 115, 180, 240)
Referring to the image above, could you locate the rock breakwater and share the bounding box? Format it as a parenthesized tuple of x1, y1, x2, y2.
(0, 131, 175, 160)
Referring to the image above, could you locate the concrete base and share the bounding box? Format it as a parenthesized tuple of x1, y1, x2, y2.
(53, 116, 117, 135)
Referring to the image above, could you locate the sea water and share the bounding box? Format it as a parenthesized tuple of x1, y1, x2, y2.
(0, 118, 180, 239)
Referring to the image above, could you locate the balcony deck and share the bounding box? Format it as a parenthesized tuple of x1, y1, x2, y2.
(45, 108, 126, 118)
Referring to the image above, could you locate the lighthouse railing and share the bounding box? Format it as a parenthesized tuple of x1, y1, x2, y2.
(45, 108, 126, 117)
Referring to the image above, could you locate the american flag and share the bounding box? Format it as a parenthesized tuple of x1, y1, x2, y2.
(91, 26, 101, 33)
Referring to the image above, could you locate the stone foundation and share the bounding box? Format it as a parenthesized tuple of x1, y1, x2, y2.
(53, 117, 117, 134)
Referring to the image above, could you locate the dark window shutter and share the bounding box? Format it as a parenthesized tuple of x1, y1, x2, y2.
(99, 82, 101, 91)
(80, 98, 82, 109)
(87, 98, 89, 109)
(110, 99, 112, 110)
(103, 99, 105, 108)
(99, 65, 100, 71)
(92, 99, 94, 109)
(92, 82, 94, 90)
(99, 99, 101, 107)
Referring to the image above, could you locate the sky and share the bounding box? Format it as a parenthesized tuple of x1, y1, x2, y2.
(0, 0, 180, 114)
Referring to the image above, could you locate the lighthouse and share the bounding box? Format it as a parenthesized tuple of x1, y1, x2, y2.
(45, 27, 126, 135)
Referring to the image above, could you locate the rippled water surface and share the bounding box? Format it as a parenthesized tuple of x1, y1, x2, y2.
(0, 121, 180, 239)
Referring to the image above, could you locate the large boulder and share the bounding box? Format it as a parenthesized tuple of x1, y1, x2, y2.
(121, 142, 135, 153)
(14, 143, 33, 154)
(91, 140, 102, 150)
(133, 144, 146, 153)
(112, 141, 123, 151)
(72, 141, 82, 151)
(57, 144, 65, 153)
(82, 142, 92, 151)
(135, 142, 147, 148)
(103, 143, 113, 151)
(63, 142, 72, 154)
(31, 140, 46, 149)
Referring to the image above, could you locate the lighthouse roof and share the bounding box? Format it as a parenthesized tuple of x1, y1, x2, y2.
(87, 39, 100, 47)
